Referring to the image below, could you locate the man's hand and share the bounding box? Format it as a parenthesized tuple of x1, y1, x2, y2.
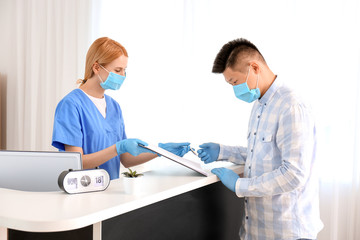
(197, 143, 220, 164)
(211, 167, 239, 192)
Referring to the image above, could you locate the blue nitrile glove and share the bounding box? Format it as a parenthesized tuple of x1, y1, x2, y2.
(197, 143, 220, 164)
(158, 142, 191, 157)
(116, 139, 152, 156)
(211, 167, 239, 192)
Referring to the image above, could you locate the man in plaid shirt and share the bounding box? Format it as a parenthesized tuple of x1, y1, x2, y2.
(197, 38, 323, 240)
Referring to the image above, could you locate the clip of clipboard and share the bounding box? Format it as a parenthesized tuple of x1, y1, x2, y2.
(139, 144, 208, 176)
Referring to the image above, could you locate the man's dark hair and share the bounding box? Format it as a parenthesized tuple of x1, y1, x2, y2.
(212, 38, 266, 73)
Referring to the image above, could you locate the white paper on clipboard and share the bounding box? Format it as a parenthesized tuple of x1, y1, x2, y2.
(140, 144, 208, 176)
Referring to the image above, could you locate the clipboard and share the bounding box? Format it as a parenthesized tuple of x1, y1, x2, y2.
(139, 144, 208, 176)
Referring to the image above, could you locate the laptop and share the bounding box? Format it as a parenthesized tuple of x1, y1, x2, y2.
(0, 151, 82, 192)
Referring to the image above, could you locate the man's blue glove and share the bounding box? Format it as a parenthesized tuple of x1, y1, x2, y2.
(116, 139, 152, 156)
(197, 143, 220, 164)
(158, 142, 190, 157)
(211, 168, 239, 193)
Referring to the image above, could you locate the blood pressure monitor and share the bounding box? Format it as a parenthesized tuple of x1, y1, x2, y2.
(58, 168, 110, 194)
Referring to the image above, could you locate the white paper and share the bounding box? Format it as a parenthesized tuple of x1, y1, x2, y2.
(141, 145, 208, 176)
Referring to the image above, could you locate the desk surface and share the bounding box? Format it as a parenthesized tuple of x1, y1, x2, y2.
(0, 157, 244, 232)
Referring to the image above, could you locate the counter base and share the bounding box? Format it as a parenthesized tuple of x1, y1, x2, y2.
(8, 225, 93, 240)
(103, 181, 244, 240)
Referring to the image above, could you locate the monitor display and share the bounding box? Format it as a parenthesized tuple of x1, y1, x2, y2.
(0, 151, 82, 192)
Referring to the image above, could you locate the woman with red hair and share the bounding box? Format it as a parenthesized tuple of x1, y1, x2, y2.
(52, 37, 189, 180)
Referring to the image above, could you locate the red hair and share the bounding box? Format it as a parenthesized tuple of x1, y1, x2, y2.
(78, 37, 128, 85)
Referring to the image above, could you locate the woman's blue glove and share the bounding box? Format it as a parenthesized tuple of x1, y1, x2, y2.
(211, 167, 239, 192)
(116, 139, 152, 156)
(197, 143, 220, 164)
(158, 142, 190, 157)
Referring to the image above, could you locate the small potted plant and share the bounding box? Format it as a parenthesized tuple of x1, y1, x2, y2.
(122, 168, 143, 178)
(121, 168, 144, 195)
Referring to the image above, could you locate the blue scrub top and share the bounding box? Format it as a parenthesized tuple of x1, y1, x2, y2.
(52, 89, 127, 180)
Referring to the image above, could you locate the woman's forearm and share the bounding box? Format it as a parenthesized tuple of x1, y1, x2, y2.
(65, 144, 118, 169)
(120, 152, 158, 168)
(65, 144, 157, 169)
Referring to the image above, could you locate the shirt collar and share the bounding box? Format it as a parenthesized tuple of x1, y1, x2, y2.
(258, 75, 281, 105)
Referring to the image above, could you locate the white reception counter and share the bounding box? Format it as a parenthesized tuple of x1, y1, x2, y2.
(0, 157, 244, 240)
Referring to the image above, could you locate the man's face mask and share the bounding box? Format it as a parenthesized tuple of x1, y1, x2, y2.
(98, 65, 125, 90)
(233, 67, 260, 103)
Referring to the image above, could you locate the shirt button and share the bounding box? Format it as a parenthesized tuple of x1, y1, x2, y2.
(254, 132, 256, 135)
(250, 149, 253, 152)
(248, 166, 251, 169)
(245, 199, 248, 203)
(257, 115, 260, 118)
(246, 216, 249, 220)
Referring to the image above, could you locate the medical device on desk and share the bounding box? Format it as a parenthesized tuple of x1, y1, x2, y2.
(58, 168, 110, 194)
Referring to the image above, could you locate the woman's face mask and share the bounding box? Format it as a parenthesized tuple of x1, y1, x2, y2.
(98, 65, 125, 90)
(233, 67, 260, 103)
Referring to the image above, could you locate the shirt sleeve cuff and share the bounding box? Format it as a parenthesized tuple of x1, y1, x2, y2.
(218, 144, 224, 160)
(235, 178, 250, 198)
(218, 144, 229, 161)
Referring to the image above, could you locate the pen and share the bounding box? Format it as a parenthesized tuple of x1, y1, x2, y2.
(190, 147, 198, 156)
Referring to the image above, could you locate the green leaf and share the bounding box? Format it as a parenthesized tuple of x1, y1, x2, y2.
(122, 168, 143, 178)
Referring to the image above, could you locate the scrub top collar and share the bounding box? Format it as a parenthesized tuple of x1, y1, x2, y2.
(77, 89, 110, 119)
(258, 75, 282, 106)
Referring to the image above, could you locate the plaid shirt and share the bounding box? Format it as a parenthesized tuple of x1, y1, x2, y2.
(218, 78, 323, 240)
